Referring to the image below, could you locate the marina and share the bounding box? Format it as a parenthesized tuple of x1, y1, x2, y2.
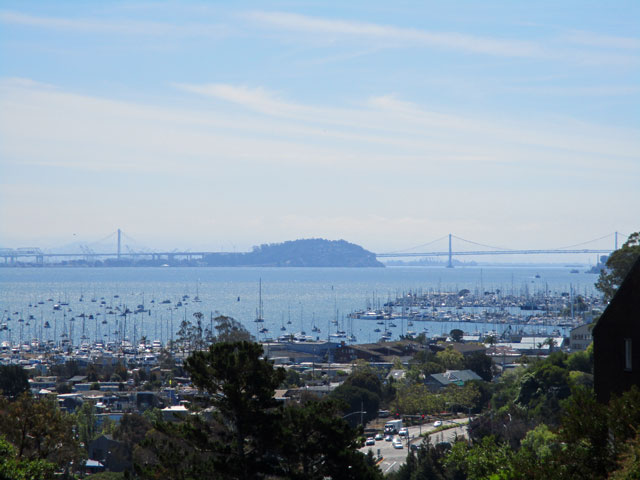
(0, 266, 601, 359)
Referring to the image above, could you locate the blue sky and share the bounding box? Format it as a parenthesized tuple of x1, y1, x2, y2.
(0, 1, 638, 257)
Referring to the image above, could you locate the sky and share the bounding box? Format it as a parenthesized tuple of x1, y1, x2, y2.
(0, 1, 638, 259)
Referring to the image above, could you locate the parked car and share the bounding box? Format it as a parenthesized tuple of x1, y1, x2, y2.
(365, 437, 375, 446)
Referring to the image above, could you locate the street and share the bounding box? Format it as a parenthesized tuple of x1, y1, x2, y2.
(360, 418, 470, 475)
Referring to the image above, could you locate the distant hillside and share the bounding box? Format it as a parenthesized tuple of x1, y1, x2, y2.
(204, 238, 384, 267)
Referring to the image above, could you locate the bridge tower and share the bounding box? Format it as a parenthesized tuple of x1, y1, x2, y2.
(615, 231, 618, 250)
(117, 229, 122, 259)
(447, 233, 453, 268)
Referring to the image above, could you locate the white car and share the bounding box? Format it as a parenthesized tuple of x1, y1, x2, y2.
(398, 427, 409, 436)
(385, 435, 393, 442)
(375, 433, 383, 441)
(365, 437, 375, 446)
(393, 440, 404, 449)
(433, 420, 442, 427)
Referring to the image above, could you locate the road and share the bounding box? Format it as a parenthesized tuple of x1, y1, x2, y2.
(360, 419, 470, 475)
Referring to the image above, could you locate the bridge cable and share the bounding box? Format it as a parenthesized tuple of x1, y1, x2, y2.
(86, 231, 118, 247)
(451, 235, 512, 251)
(120, 231, 154, 253)
(382, 235, 449, 254)
(554, 232, 616, 250)
(45, 230, 116, 253)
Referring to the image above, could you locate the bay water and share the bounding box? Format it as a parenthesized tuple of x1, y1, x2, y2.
(0, 266, 599, 348)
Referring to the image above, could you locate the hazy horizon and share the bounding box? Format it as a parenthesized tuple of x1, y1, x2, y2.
(1, 1, 638, 257)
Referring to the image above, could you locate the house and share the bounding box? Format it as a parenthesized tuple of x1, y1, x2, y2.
(88, 435, 130, 472)
(570, 323, 593, 352)
(84, 459, 105, 475)
(593, 257, 640, 403)
(386, 369, 407, 382)
(425, 369, 483, 391)
(161, 404, 189, 421)
(430, 342, 486, 357)
(333, 341, 420, 363)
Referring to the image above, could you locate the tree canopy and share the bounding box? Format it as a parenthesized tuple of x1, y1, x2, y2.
(0, 365, 29, 400)
(596, 232, 640, 302)
(134, 341, 382, 480)
(0, 393, 84, 475)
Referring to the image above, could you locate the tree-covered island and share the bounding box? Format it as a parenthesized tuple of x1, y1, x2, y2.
(203, 238, 384, 267)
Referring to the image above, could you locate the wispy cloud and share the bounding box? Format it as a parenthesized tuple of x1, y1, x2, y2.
(1, 79, 637, 249)
(506, 84, 640, 96)
(0, 10, 229, 37)
(245, 11, 546, 58)
(565, 30, 640, 50)
(244, 11, 640, 67)
(174, 81, 639, 164)
(173, 83, 304, 117)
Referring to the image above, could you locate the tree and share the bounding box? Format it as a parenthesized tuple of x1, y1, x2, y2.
(464, 351, 494, 381)
(135, 418, 217, 480)
(184, 341, 285, 479)
(176, 319, 195, 355)
(75, 401, 98, 451)
(566, 344, 593, 374)
(392, 383, 444, 415)
(278, 399, 383, 480)
(342, 369, 383, 398)
(596, 232, 640, 302)
(450, 329, 464, 343)
(435, 346, 464, 370)
(0, 365, 29, 400)
(330, 384, 380, 425)
(211, 315, 254, 343)
(610, 432, 640, 480)
(0, 393, 84, 474)
(138, 341, 383, 480)
(115, 413, 153, 447)
(0, 435, 56, 480)
(444, 436, 514, 480)
(192, 312, 204, 350)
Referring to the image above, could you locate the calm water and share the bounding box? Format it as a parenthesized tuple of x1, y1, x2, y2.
(0, 266, 599, 347)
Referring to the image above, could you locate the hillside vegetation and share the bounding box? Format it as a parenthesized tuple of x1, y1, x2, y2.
(204, 238, 383, 267)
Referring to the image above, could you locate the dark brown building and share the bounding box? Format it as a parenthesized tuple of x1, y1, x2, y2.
(593, 257, 640, 403)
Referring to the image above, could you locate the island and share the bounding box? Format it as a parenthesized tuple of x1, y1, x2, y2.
(204, 238, 384, 267)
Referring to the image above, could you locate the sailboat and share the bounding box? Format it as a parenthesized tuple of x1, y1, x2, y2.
(254, 279, 265, 323)
(194, 280, 202, 302)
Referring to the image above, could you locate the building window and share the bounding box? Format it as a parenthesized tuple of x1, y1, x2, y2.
(625, 338, 632, 371)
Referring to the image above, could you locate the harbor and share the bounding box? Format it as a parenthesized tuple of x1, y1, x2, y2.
(0, 265, 601, 365)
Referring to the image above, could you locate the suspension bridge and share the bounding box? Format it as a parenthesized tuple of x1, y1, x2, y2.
(377, 233, 621, 267)
(0, 230, 624, 266)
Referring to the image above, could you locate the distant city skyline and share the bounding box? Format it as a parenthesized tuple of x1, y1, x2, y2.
(1, 1, 638, 255)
